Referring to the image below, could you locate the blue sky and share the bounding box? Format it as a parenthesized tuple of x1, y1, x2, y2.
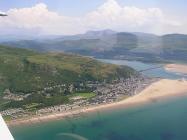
(0, 0, 186, 16)
(0, 0, 186, 35)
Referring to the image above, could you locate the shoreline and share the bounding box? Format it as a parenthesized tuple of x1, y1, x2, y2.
(165, 64, 187, 75)
(8, 79, 187, 127)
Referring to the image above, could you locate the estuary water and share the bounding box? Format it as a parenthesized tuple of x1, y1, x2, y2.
(10, 60, 187, 140)
(99, 59, 187, 79)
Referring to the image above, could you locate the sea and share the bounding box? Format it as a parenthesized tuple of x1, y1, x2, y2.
(10, 60, 187, 140)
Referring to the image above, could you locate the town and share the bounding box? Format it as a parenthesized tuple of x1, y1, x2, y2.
(0, 74, 156, 121)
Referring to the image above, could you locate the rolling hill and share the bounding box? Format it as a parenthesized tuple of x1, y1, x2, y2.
(2, 30, 187, 63)
(0, 45, 135, 95)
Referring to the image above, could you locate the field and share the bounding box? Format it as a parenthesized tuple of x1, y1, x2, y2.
(70, 92, 96, 99)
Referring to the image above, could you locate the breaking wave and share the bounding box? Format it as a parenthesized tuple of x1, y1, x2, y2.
(56, 133, 88, 140)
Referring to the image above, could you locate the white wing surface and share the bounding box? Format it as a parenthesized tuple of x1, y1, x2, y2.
(0, 115, 14, 140)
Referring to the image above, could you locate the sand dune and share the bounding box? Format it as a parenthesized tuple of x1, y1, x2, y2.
(165, 64, 187, 74)
(87, 79, 187, 110)
(121, 79, 187, 104)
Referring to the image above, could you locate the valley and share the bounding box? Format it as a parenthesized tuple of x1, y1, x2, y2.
(2, 30, 187, 63)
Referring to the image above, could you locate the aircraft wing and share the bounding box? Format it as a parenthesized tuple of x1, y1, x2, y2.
(0, 115, 14, 140)
(0, 12, 7, 16)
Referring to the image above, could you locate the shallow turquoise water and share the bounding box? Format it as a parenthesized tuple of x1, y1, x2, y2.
(11, 95, 187, 140)
(11, 60, 187, 140)
(99, 59, 187, 79)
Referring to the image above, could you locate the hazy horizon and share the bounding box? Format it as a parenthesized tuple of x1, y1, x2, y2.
(0, 29, 187, 38)
(0, 0, 187, 36)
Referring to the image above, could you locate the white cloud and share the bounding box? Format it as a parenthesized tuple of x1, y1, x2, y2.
(0, 0, 184, 35)
(84, 0, 182, 34)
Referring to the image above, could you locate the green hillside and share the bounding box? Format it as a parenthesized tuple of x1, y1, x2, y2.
(3, 32, 187, 63)
(0, 45, 135, 95)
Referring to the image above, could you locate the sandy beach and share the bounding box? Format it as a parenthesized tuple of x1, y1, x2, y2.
(165, 64, 187, 74)
(8, 79, 187, 126)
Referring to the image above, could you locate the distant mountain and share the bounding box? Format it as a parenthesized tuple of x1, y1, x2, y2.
(0, 35, 34, 42)
(84, 29, 116, 38)
(0, 35, 48, 42)
(1, 30, 187, 63)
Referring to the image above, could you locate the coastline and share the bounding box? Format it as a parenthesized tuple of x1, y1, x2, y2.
(165, 64, 187, 75)
(7, 79, 187, 127)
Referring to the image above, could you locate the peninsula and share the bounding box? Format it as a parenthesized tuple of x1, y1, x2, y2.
(165, 64, 187, 74)
(1, 45, 187, 127)
(6, 79, 187, 126)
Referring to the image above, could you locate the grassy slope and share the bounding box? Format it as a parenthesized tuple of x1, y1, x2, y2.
(3, 33, 187, 63)
(0, 45, 135, 95)
(70, 92, 96, 99)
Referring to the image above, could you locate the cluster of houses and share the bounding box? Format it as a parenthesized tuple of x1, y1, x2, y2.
(40, 84, 66, 94)
(0, 108, 24, 117)
(1, 74, 155, 119)
(2, 89, 30, 101)
(37, 100, 85, 115)
(2, 83, 83, 101)
(32, 75, 153, 116)
(90, 75, 154, 104)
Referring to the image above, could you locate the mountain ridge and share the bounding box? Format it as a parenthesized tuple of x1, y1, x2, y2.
(1, 30, 187, 63)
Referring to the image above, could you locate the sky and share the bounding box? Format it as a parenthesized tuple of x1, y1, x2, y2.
(0, 0, 186, 35)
